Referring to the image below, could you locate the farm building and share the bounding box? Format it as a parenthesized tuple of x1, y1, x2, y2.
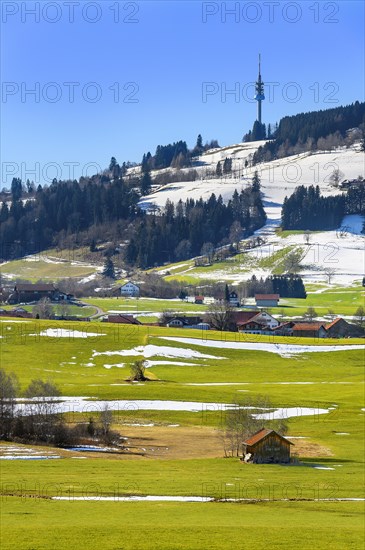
(292, 322, 327, 338)
(255, 294, 280, 307)
(8, 283, 60, 304)
(120, 281, 140, 297)
(105, 314, 141, 325)
(243, 428, 293, 464)
(194, 295, 204, 304)
(325, 318, 364, 338)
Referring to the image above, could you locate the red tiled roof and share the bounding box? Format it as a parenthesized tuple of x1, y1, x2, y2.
(255, 294, 280, 300)
(195, 296, 204, 300)
(243, 428, 293, 446)
(293, 322, 326, 331)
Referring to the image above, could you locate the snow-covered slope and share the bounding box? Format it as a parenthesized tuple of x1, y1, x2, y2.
(138, 142, 365, 286)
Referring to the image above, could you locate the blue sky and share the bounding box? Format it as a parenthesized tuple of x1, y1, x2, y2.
(1, 0, 364, 186)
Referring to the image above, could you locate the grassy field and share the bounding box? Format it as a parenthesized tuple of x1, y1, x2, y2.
(1, 304, 97, 318)
(1, 499, 363, 550)
(1, 318, 364, 549)
(82, 284, 364, 320)
(0, 249, 99, 282)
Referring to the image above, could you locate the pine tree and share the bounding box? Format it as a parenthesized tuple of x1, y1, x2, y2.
(140, 171, 152, 195)
(225, 284, 230, 302)
(89, 239, 96, 252)
(252, 171, 261, 192)
(109, 157, 117, 171)
(216, 162, 222, 177)
(102, 258, 115, 279)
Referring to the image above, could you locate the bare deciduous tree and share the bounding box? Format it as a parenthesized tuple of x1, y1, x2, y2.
(200, 242, 215, 264)
(329, 168, 344, 188)
(323, 267, 337, 284)
(303, 231, 311, 245)
(23, 379, 62, 442)
(353, 306, 365, 328)
(33, 297, 54, 319)
(222, 395, 288, 457)
(0, 369, 19, 439)
(283, 249, 304, 274)
(229, 221, 243, 251)
(205, 302, 234, 331)
(129, 360, 147, 382)
(304, 306, 318, 321)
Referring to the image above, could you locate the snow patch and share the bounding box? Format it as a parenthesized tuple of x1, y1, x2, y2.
(92, 344, 224, 360)
(159, 337, 365, 357)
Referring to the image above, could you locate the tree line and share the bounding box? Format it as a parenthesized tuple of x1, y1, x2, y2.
(141, 134, 220, 172)
(0, 369, 120, 446)
(125, 174, 266, 268)
(281, 184, 365, 230)
(251, 101, 365, 164)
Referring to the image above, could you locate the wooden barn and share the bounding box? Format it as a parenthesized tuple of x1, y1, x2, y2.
(243, 428, 293, 464)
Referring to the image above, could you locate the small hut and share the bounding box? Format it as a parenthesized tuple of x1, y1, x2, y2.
(243, 428, 293, 464)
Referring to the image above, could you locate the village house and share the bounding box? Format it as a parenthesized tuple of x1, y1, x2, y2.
(194, 295, 204, 305)
(228, 291, 240, 307)
(119, 281, 140, 297)
(255, 294, 280, 307)
(236, 310, 279, 333)
(242, 428, 293, 464)
(8, 283, 60, 304)
(164, 316, 205, 329)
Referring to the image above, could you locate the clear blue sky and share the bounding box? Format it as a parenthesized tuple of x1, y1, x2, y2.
(1, 0, 364, 186)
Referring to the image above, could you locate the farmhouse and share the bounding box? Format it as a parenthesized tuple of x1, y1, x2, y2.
(8, 283, 59, 304)
(255, 294, 280, 307)
(164, 316, 204, 328)
(243, 428, 293, 464)
(228, 291, 240, 307)
(236, 310, 279, 333)
(120, 281, 140, 297)
(194, 295, 204, 304)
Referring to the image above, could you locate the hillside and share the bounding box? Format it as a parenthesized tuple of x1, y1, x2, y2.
(139, 141, 365, 287)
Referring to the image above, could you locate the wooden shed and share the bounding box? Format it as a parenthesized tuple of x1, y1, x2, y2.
(243, 428, 293, 464)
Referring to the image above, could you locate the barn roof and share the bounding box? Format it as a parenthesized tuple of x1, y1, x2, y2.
(292, 322, 326, 331)
(15, 283, 56, 292)
(107, 314, 141, 325)
(255, 294, 280, 300)
(325, 318, 343, 330)
(243, 428, 293, 447)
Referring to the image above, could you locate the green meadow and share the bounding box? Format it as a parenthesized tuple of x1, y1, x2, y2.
(0, 318, 364, 549)
(1, 499, 363, 550)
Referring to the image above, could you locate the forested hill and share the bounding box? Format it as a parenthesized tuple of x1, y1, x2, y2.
(276, 102, 365, 145)
(0, 173, 266, 267)
(253, 101, 365, 163)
